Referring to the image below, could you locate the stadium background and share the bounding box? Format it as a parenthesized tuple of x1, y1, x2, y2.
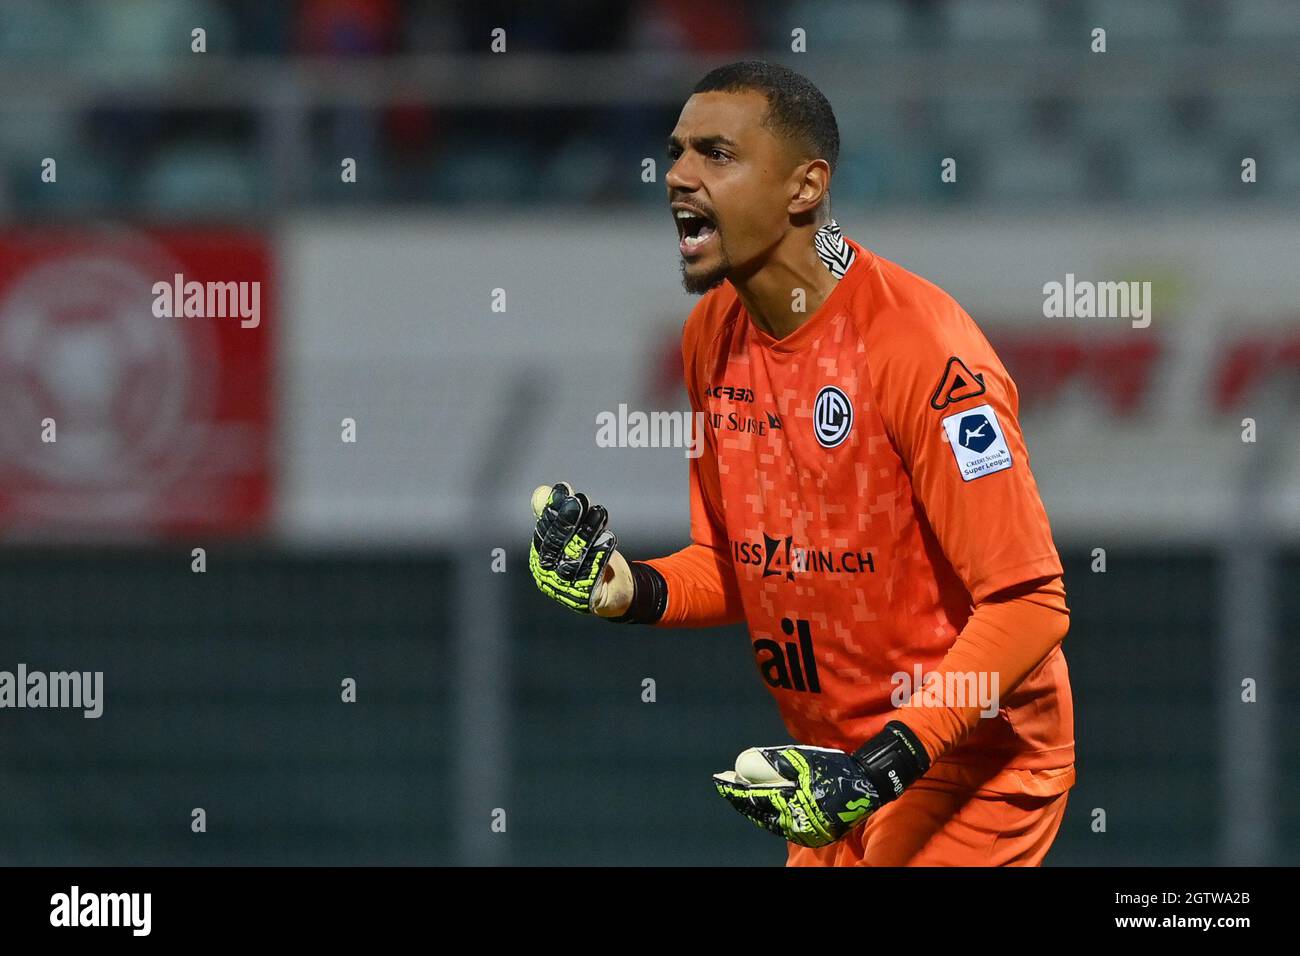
(0, 0, 1297, 866)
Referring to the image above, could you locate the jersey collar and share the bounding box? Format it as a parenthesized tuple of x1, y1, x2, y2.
(744, 227, 872, 355)
(814, 219, 856, 278)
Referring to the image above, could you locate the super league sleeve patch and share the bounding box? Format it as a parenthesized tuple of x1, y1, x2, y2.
(941, 403, 1013, 481)
(930, 356, 986, 410)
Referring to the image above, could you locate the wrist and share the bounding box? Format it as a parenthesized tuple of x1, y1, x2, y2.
(605, 561, 668, 624)
(850, 720, 931, 804)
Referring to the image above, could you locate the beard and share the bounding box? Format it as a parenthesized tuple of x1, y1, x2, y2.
(680, 246, 731, 295)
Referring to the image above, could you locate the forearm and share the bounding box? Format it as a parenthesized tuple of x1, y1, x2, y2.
(611, 543, 745, 627)
(894, 575, 1070, 765)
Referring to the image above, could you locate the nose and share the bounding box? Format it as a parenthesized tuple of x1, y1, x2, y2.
(665, 154, 695, 194)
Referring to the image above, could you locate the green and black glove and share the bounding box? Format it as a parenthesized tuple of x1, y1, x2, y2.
(529, 482, 634, 616)
(712, 721, 931, 847)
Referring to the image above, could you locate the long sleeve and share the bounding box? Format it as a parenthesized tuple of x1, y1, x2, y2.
(860, 290, 1069, 766)
(639, 494, 745, 627)
(894, 574, 1069, 764)
(639, 390, 745, 626)
(636, 307, 745, 627)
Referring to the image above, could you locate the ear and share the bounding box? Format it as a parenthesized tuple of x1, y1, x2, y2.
(789, 158, 831, 217)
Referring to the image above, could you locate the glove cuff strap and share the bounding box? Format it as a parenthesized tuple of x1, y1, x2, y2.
(607, 562, 668, 625)
(850, 721, 931, 804)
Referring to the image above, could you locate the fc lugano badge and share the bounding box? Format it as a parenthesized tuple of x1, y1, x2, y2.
(813, 385, 853, 447)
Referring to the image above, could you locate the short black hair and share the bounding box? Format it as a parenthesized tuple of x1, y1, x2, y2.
(692, 60, 840, 175)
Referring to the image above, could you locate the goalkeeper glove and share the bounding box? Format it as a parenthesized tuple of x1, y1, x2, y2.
(712, 721, 931, 848)
(529, 482, 635, 616)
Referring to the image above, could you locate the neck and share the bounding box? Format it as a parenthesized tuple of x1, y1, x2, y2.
(731, 223, 840, 340)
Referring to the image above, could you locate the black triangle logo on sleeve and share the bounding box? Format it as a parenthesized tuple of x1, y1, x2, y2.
(929, 356, 987, 410)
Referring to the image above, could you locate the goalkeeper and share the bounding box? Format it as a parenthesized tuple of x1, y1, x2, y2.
(530, 61, 1075, 866)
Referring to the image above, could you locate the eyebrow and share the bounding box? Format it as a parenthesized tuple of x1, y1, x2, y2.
(667, 133, 740, 153)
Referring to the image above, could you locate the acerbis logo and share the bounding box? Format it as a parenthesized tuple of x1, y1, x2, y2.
(929, 356, 986, 410)
(813, 385, 853, 447)
(705, 383, 755, 403)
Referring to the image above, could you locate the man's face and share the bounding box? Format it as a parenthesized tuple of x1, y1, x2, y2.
(666, 90, 799, 294)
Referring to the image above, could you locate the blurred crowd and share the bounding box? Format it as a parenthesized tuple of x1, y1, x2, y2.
(0, 0, 1297, 215)
(7, 0, 1288, 57)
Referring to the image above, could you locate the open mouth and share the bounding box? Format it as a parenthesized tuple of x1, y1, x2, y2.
(674, 206, 717, 256)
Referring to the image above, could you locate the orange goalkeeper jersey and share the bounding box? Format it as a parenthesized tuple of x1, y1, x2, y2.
(650, 234, 1074, 796)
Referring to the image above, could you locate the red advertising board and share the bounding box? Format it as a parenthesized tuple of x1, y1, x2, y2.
(0, 228, 272, 538)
